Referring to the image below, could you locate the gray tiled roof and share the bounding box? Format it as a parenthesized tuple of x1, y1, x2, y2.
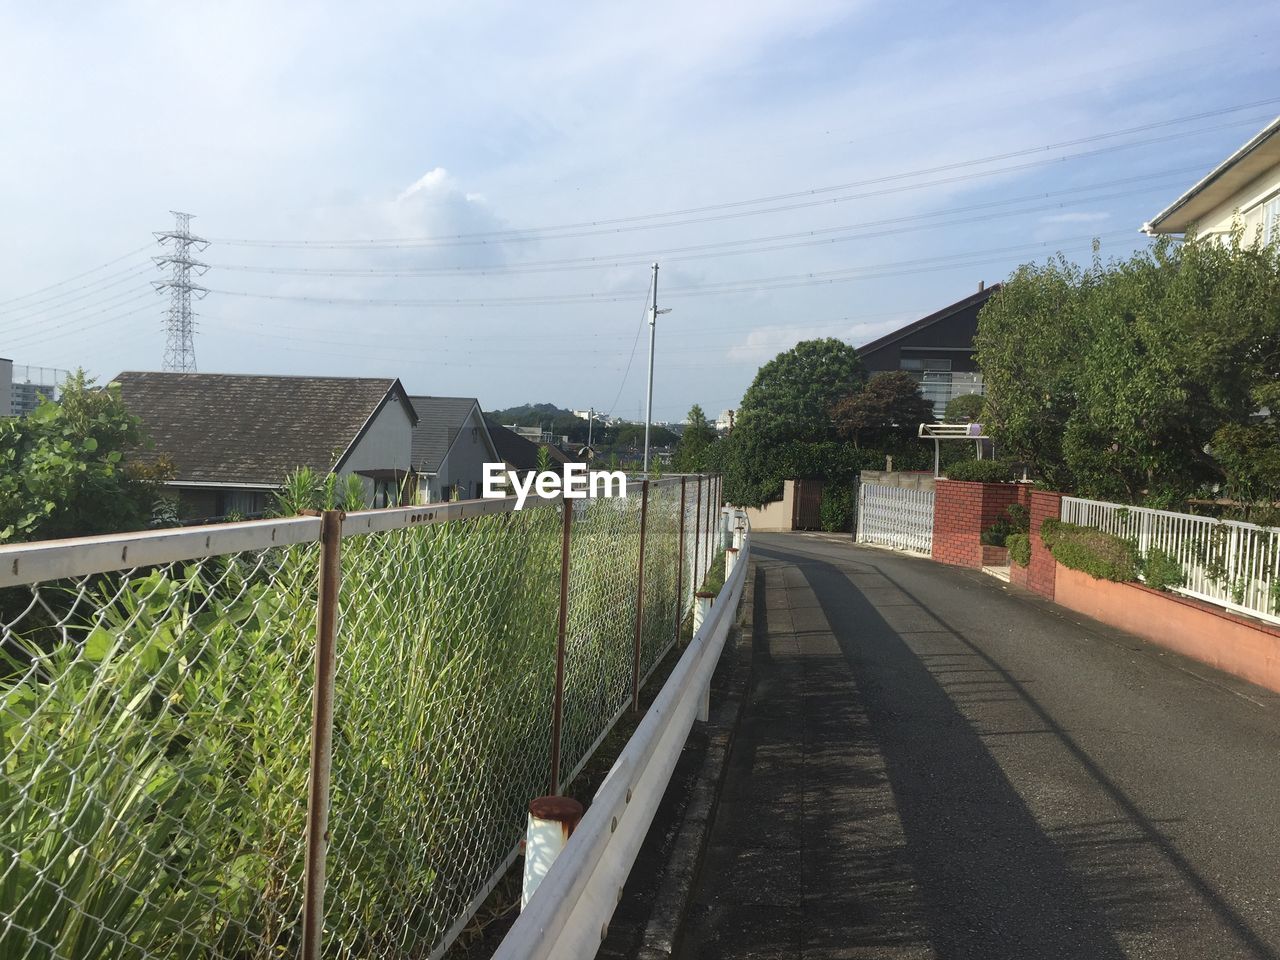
(114, 371, 413, 487)
(407, 396, 481, 472)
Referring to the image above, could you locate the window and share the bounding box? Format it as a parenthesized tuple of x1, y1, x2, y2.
(899, 357, 952, 372)
(1264, 195, 1280, 246)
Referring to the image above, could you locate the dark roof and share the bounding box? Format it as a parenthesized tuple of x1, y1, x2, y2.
(484, 417, 577, 471)
(114, 371, 415, 487)
(408, 396, 486, 472)
(857, 284, 1000, 359)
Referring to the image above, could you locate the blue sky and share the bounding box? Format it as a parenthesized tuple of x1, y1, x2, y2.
(3, 1, 1279, 421)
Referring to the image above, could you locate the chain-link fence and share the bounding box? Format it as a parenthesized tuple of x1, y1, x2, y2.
(0, 475, 723, 960)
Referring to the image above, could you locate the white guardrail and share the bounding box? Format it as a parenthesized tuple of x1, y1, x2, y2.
(1061, 495, 1280, 626)
(493, 511, 751, 960)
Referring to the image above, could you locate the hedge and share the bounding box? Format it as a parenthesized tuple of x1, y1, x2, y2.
(945, 459, 1017, 483)
(1039, 519, 1140, 582)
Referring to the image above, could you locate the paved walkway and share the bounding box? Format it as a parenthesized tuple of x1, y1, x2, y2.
(675, 533, 1280, 960)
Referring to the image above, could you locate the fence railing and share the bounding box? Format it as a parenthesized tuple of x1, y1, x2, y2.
(856, 482, 935, 555)
(1061, 495, 1280, 626)
(0, 474, 723, 960)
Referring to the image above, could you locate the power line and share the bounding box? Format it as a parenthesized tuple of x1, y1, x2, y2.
(0, 244, 154, 307)
(205, 106, 1276, 249)
(605, 283, 652, 419)
(205, 167, 1197, 280)
(0, 264, 155, 323)
(205, 229, 1133, 309)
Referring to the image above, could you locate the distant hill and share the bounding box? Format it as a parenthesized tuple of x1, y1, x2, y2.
(487, 403, 576, 425)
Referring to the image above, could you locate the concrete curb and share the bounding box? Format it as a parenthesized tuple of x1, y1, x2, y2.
(633, 560, 757, 960)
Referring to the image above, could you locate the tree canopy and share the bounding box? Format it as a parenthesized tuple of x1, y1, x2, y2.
(831, 371, 933, 449)
(977, 234, 1280, 507)
(672, 404, 717, 472)
(0, 372, 172, 543)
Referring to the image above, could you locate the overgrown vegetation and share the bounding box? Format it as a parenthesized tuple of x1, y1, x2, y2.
(1140, 547, 1186, 592)
(980, 503, 1029, 546)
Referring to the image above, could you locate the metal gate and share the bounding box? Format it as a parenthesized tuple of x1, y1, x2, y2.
(792, 479, 824, 530)
(856, 482, 934, 554)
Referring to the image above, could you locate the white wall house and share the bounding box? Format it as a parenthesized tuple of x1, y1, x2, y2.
(408, 396, 500, 502)
(1145, 116, 1280, 243)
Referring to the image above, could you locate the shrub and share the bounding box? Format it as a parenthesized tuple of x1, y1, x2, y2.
(980, 502, 1030, 546)
(1006, 533, 1031, 567)
(945, 459, 1017, 483)
(820, 486, 854, 533)
(1141, 548, 1185, 591)
(1041, 520, 1140, 581)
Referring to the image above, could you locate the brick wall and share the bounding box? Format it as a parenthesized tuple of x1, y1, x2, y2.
(932, 481, 1032, 568)
(1027, 490, 1062, 598)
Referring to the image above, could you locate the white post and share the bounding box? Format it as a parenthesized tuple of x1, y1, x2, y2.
(522, 796, 584, 910)
(693, 591, 714, 634)
(725, 546, 739, 579)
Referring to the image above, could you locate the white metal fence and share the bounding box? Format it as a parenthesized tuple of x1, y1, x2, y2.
(855, 482, 935, 555)
(1061, 496, 1280, 626)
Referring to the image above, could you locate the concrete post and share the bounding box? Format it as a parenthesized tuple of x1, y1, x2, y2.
(693, 591, 714, 635)
(726, 546, 739, 579)
(522, 795, 585, 910)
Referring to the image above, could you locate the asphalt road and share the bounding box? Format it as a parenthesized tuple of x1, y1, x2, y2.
(675, 533, 1280, 960)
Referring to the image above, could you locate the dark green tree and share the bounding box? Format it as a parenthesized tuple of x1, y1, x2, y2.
(831, 371, 933, 449)
(944, 393, 985, 423)
(672, 404, 717, 472)
(726, 338, 867, 505)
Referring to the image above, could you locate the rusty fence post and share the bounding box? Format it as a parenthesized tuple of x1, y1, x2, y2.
(549, 496, 573, 795)
(673, 477, 687, 645)
(302, 509, 343, 960)
(693, 476, 702, 593)
(631, 479, 650, 713)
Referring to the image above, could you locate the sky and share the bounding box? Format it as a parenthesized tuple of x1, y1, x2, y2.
(3, 1, 1279, 422)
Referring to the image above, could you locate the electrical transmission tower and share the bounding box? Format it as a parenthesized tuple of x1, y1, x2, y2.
(153, 211, 209, 372)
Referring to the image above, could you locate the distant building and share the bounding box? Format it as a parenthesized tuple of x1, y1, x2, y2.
(7, 363, 68, 416)
(114, 371, 418, 521)
(1144, 115, 1280, 241)
(715, 409, 735, 433)
(0, 358, 11, 417)
(857, 283, 998, 419)
(486, 417, 579, 473)
(407, 396, 499, 502)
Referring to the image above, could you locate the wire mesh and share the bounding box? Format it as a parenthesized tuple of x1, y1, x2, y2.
(556, 492, 643, 790)
(0, 475, 720, 960)
(326, 503, 562, 957)
(0, 544, 318, 960)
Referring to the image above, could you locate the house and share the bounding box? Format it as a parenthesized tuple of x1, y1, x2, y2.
(1144, 115, 1280, 242)
(486, 417, 579, 473)
(408, 396, 500, 502)
(114, 372, 418, 520)
(857, 282, 999, 418)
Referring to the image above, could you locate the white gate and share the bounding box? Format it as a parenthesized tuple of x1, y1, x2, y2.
(856, 482, 934, 555)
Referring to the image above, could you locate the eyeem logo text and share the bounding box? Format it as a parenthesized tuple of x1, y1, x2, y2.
(483, 464, 628, 510)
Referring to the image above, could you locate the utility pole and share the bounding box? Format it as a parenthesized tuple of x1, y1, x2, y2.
(643, 261, 672, 474)
(153, 211, 209, 372)
(587, 406, 594, 450)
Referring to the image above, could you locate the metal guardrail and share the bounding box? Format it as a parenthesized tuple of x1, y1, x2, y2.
(1062, 495, 1280, 625)
(493, 512, 749, 960)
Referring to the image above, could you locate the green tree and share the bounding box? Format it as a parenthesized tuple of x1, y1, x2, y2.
(0, 372, 172, 542)
(831, 371, 933, 449)
(944, 393, 985, 423)
(672, 404, 717, 472)
(977, 233, 1280, 504)
(726, 338, 867, 505)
